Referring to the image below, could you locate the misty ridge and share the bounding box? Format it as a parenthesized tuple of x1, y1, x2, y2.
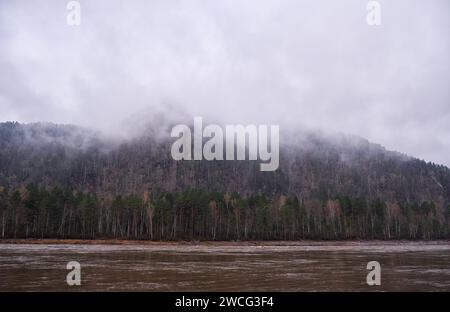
(1, 116, 450, 240)
(0, 116, 449, 200)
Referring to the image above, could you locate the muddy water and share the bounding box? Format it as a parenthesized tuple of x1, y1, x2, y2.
(0, 242, 449, 291)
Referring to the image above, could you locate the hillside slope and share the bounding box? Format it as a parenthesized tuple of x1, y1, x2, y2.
(0, 121, 449, 239)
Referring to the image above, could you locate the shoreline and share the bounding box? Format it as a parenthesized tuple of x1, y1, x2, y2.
(1, 238, 449, 246)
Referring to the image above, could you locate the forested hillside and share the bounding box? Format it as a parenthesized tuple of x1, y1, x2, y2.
(0, 121, 449, 240)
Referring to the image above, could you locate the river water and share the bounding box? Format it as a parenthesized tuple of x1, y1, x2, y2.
(0, 241, 449, 291)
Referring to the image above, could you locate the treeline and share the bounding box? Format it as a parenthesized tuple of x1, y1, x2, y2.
(0, 185, 449, 240)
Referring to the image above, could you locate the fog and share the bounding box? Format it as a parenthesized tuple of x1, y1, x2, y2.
(0, 0, 449, 166)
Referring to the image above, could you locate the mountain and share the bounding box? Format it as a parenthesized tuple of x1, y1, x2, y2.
(0, 121, 449, 240)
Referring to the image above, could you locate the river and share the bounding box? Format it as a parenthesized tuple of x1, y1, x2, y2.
(0, 241, 449, 291)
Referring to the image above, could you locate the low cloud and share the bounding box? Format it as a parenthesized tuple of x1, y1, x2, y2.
(0, 0, 449, 166)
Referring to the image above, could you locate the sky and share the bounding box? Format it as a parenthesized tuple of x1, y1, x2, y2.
(0, 0, 449, 166)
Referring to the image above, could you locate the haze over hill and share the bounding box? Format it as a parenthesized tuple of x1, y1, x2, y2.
(1, 120, 449, 200)
(1, 0, 449, 166)
(0, 120, 449, 240)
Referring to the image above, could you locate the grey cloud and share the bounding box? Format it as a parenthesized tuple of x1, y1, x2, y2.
(0, 0, 449, 166)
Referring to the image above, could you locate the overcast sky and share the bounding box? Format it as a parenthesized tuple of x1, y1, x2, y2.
(0, 0, 449, 166)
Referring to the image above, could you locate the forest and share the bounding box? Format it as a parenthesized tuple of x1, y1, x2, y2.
(0, 184, 448, 240)
(1, 122, 450, 240)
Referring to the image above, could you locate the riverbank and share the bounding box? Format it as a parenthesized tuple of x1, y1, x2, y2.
(1, 238, 449, 246)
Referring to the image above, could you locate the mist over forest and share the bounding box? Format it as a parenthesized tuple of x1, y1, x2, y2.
(0, 120, 449, 240)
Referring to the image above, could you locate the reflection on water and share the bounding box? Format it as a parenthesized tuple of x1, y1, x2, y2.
(0, 241, 449, 291)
